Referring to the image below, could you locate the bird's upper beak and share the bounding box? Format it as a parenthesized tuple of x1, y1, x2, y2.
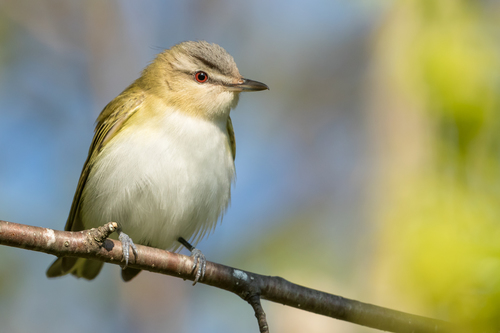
(225, 78, 269, 92)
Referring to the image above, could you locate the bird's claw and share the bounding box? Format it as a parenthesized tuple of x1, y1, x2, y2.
(119, 232, 138, 267)
(190, 248, 206, 285)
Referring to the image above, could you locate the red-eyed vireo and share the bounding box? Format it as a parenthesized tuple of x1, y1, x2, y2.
(46, 41, 268, 282)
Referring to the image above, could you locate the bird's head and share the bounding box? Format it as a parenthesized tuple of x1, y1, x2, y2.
(141, 41, 268, 120)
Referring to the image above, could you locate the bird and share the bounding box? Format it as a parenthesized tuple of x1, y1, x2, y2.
(46, 40, 268, 282)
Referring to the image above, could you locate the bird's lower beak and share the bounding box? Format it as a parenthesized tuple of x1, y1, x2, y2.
(225, 78, 269, 92)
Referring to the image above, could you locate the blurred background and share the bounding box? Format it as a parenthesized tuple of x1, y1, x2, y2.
(1, 0, 500, 332)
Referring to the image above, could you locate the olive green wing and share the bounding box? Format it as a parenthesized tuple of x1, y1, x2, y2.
(227, 116, 236, 160)
(64, 87, 145, 232)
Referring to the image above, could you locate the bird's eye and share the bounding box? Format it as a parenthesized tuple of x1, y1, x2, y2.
(195, 71, 208, 83)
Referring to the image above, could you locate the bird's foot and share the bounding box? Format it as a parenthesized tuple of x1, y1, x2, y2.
(118, 228, 138, 267)
(190, 248, 207, 285)
(178, 237, 206, 285)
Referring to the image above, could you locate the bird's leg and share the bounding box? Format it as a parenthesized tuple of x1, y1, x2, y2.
(178, 237, 206, 285)
(116, 223, 138, 267)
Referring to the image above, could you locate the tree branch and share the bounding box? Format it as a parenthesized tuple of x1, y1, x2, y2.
(0, 220, 454, 333)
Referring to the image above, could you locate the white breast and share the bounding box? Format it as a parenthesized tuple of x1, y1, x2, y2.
(80, 110, 235, 250)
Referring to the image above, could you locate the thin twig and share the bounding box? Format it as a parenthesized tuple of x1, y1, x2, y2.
(247, 294, 268, 333)
(0, 220, 455, 333)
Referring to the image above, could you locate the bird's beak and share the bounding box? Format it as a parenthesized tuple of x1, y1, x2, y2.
(225, 78, 269, 92)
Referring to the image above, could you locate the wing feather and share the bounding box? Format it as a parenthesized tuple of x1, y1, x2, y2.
(64, 87, 145, 231)
(226, 116, 236, 160)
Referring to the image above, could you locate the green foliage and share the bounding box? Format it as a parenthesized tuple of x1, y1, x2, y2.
(374, 0, 500, 330)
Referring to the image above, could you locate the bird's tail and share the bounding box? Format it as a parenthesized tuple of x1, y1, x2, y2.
(46, 257, 104, 280)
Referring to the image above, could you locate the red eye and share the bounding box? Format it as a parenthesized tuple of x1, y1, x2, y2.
(195, 71, 208, 83)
